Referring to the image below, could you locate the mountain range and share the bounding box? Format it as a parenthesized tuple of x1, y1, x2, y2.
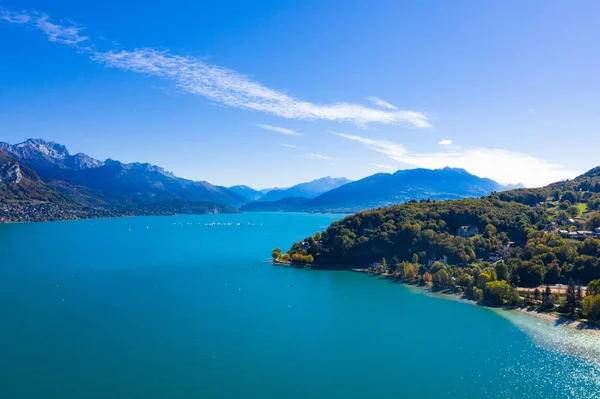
(0, 139, 247, 208)
(241, 167, 516, 212)
(257, 177, 352, 202)
(227, 185, 266, 202)
(1, 138, 523, 222)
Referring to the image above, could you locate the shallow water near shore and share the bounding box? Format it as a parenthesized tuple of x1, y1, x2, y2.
(1, 212, 599, 398)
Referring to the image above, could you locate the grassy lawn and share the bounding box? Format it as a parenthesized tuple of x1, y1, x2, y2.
(578, 203, 588, 213)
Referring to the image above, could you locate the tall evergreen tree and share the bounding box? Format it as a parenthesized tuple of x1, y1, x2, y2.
(566, 278, 576, 315)
(542, 286, 552, 310)
(576, 284, 584, 317)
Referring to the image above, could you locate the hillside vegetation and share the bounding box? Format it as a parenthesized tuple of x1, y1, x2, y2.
(279, 167, 600, 305)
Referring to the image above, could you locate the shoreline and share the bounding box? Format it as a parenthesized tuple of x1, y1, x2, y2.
(511, 307, 600, 335)
(0, 210, 242, 225)
(275, 261, 600, 337)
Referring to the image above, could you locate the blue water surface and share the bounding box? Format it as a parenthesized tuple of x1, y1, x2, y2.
(0, 213, 598, 398)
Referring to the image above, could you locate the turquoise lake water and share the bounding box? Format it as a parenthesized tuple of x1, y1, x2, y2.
(1, 212, 599, 398)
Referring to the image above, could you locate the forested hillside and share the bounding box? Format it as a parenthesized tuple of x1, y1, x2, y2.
(279, 167, 600, 290)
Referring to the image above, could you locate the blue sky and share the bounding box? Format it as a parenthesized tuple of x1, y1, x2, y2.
(1, 0, 599, 188)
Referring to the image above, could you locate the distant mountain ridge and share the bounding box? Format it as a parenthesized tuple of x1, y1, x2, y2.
(1, 138, 526, 222)
(0, 147, 238, 222)
(242, 167, 512, 212)
(258, 176, 351, 202)
(228, 185, 265, 202)
(0, 139, 104, 171)
(0, 139, 247, 208)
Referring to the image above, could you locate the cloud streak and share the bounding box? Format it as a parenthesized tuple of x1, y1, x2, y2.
(0, 8, 430, 127)
(369, 163, 394, 170)
(92, 49, 430, 126)
(333, 132, 578, 187)
(257, 124, 303, 136)
(308, 153, 337, 161)
(367, 97, 398, 110)
(280, 144, 297, 148)
(0, 8, 88, 45)
(438, 139, 452, 145)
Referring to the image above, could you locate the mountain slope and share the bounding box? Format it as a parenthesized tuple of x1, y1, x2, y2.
(0, 139, 246, 208)
(243, 167, 506, 212)
(228, 185, 264, 202)
(258, 176, 351, 202)
(0, 150, 68, 204)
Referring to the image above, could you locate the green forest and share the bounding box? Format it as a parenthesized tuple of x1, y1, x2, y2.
(276, 167, 600, 321)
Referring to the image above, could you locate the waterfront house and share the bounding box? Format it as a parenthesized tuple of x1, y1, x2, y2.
(457, 226, 479, 237)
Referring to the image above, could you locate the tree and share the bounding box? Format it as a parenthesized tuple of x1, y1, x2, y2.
(421, 272, 432, 287)
(472, 287, 484, 301)
(565, 278, 577, 315)
(582, 295, 600, 321)
(495, 262, 509, 282)
(477, 271, 493, 290)
(587, 279, 600, 297)
(433, 269, 452, 290)
(552, 190, 561, 201)
(507, 289, 522, 307)
(584, 212, 600, 231)
(566, 205, 580, 218)
(484, 280, 512, 306)
(542, 286, 554, 310)
(533, 288, 541, 302)
(390, 256, 401, 273)
(559, 201, 571, 210)
(581, 238, 600, 256)
(561, 191, 577, 204)
(272, 247, 282, 260)
(412, 253, 419, 265)
(576, 284, 583, 317)
(381, 257, 387, 271)
(403, 262, 418, 281)
(457, 274, 473, 289)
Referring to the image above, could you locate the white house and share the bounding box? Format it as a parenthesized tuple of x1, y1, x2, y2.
(457, 226, 479, 237)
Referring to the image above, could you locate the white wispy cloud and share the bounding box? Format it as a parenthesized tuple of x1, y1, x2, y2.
(308, 153, 337, 161)
(280, 144, 297, 148)
(333, 132, 578, 187)
(438, 139, 452, 145)
(369, 163, 394, 170)
(367, 97, 398, 110)
(91, 49, 430, 127)
(0, 8, 432, 127)
(257, 124, 303, 136)
(0, 8, 88, 45)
